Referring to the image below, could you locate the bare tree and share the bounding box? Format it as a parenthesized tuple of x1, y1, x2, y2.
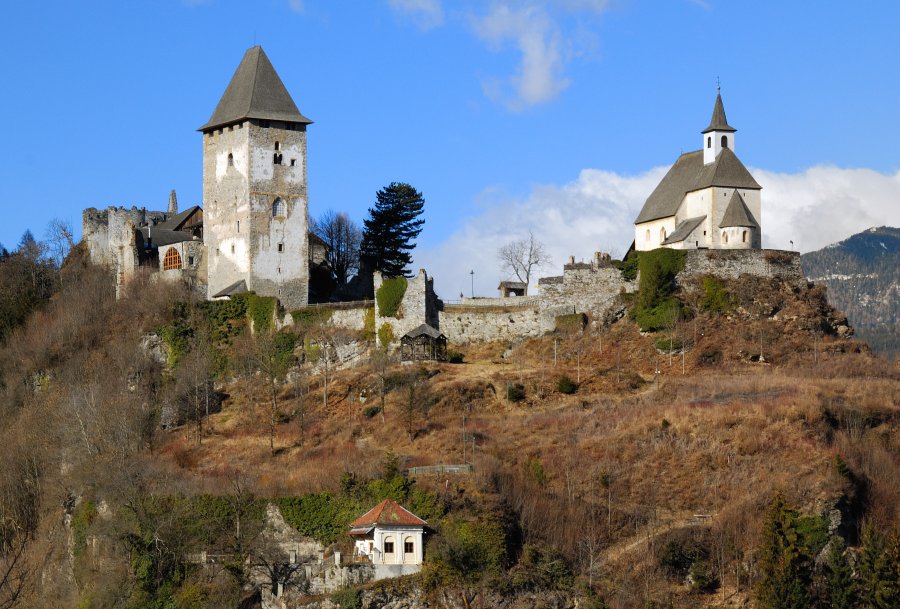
(497, 231, 551, 295)
(312, 210, 362, 285)
(44, 219, 75, 269)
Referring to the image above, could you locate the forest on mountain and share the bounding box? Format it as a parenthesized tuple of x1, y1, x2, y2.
(0, 231, 897, 609)
(802, 226, 900, 358)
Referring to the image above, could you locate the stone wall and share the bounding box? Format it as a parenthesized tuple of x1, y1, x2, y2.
(375, 270, 437, 346)
(679, 249, 804, 286)
(438, 303, 543, 344)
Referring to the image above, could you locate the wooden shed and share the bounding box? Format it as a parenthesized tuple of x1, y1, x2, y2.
(400, 324, 447, 362)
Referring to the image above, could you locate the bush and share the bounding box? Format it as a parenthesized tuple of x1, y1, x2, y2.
(555, 313, 588, 334)
(246, 294, 276, 332)
(447, 350, 464, 364)
(362, 405, 382, 418)
(697, 347, 722, 366)
(376, 276, 408, 318)
(291, 307, 333, 328)
(557, 375, 577, 394)
(377, 323, 395, 346)
(633, 248, 686, 331)
(700, 276, 734, 313)
(655, 337, 684, 351)
(506, 383, 526, 402)
(330, 588, 361, 609)
(689, 560, 719, 593)
(362, 307, 375, 341)
(614, 251, 640, 281)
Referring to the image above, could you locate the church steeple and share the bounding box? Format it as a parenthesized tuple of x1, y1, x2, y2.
(702, 89, 736, 164)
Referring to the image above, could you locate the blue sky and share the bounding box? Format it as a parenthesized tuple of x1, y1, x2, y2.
(1, 0, 898, 296)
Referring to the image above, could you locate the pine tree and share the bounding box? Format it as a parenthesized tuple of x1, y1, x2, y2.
(858, 523, 899, 609)
(824, 536, 857, 609)
(756, 495, 812, 609)
(360, 182, 425, 277)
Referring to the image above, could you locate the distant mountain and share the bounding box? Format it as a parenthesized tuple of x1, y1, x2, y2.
(802, 226, 900, 358)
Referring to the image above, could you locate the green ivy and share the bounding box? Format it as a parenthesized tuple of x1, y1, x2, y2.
(291, 307, 333, 329)
(245, 294, 276, 333)
(700, 276, 735, 313)
(376, 277, 408, 318)
(632, 248, 686, 332)
(363, 307, 376, 341)
(377, 323, 395, 346)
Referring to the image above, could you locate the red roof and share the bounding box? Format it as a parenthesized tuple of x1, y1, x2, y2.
(349, 499, 427, 528)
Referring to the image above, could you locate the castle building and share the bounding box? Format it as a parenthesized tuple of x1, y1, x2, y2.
(634, 91, 762, 251)
(201, 46, 313, 308)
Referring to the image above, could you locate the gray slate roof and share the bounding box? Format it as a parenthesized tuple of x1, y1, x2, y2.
(634, 147, 761, 224)
(200, 46, 312, 132)
(212, 280, 248, 298)
(719, 190, 759, 228)
(662, 215, 706, 245)
(702, 92, 736, 133)
(403, 324, 445, 339)
(140, 227, 197, 247)
(158, 205, 202, 231)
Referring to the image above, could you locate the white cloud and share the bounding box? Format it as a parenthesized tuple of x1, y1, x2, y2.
(415, 165, 900, 299)
(472, 4, 570, 110)
(387, 0, 445, 30)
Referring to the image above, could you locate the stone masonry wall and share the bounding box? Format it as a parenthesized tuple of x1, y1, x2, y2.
(374, 269, 435, 346)
(438, 304, 543, 343)
(679, 249, 804, 287)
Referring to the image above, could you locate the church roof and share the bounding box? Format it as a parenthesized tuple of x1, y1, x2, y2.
(662, 215, 706, 245)
(349, 499, 427, 529)
(157, 205, 202, 231)
(200, 46, 312, 132)
(719, 190, 759, 228)
(634, 147, 761, 224)
(702, 92, 736, 134)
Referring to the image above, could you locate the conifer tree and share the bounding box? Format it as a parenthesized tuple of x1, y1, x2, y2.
(857, 523, 899, 609)
(756, 495, 812, 609)
(823, 536, 857, 609)
(360, 182, 425, 277)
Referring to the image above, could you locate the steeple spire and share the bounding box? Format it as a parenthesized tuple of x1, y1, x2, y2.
(702, 88, 737, 164)
(702, 91, 736, 134)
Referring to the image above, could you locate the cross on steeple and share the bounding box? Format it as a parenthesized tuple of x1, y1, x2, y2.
(716, 76, 721, 92)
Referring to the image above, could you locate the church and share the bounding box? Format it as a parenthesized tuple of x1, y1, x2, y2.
(633, 91, 762, 251)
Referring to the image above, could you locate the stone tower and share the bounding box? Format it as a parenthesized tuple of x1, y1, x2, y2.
(200, 46, 313, 308)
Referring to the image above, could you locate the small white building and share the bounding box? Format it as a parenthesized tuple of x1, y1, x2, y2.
(634, 90, 762, 251)
(349, 499, 426, 579)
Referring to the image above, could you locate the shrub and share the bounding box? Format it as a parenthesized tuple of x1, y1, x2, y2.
(246, 294, 276, 332)
(506, 383, 526, 402)
(447, 351, 464, 364)
(273, 331, 298, 369)
(633, 248, 686, 331)
(700, 276, 735, 313)
(555, 313, 588, 334)
(614, 251, 640, 281)
(377, 323, 395, 346)
(557, 375, 577, 394)
(655, 337, 684, 351)
(508, 544, 574, 592)
(330, 588, 361, 609)
(362, 307, 375, 341)
(362, 405, 382, 418)
(291, 307, 333, 329)
(376, 276, 408, 318)
(689, 560, 719, 593)
(697, 347, 722, 366)
(72, 499, 97, 557)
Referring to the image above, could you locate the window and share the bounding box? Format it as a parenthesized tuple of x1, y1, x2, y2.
(384, 542, 394, 553)
(660, 227, 666, 242)
(236, 220, 240, 233)
(274, 141, 280, 151)
(290, 159, 296, 167)
(272, 198, 286, 217)
(231, 244, 235, 254)
(277, 243, 284, 253)
(273, 152, 283, 165)
(742, 230, 747, 243)
(162, 248, 182, 270)
(721, 135, 728, 148)
(645, 229, 650, 242)
(404, 541, 414, 553)
(707, 136, 711, 148)
(227, 153, 234, 167)
(188, 256, 194, 266)
(722, 232, 728, 244)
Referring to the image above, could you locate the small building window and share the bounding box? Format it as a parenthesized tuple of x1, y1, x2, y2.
(231, 244, 235, 254)
(290, 159, 296, 167)
(722, 232, 728, 244)
(384, 542, 394, 554)
(707, 136, 711, 148)
(645, 229, 650, 242)
(188, 255, 194, 266)
(277, 243, 284, 253)
(404, 541, 414, 553)
(274, 141, 280, 151)
(162, 247, 182, 270)
(273, 152, 283, 165)
(742, 230, 748, 243)
(721, 135, 728, 148)
(272, 198, 286, 217)
(227, 153, 234, 167)
(660, 227, 666, 242)
(236, 220, 240, 233)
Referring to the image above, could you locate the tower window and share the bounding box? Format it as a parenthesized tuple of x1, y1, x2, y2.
(721, 135, 728, 148)
(236, 220, 240, 233)
(290, 159, 296, 167)
(272, 198, 286, 217)
(742, 230, 747, 243)
(722, 232, 728, 244)
(273, 152, 283, 165)
(277, 243, 284, 253)
(227, 153, 234, 167)
(707, 136, 711, 149)
(162, 247, 182, 270)
(660, 227, 666, 242)
(188, 255, 195, 266)
(274, 142, 280, 151)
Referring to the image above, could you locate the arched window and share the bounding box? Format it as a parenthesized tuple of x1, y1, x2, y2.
(721, 135, 728, 148)
(383, 536, 396, 561)
(404, 536, 415, 556)
(742, 230, 748, 243)
(272, 198, 286, 217)
(162, 247, 182, 270)
(227, 153, 234, 167)
(660, 227, 666, 242)
(707, 136, 711, 149)
(722, 232, 728, 244)
(645, 229, 650, 242)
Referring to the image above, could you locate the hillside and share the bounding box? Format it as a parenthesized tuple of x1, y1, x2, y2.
(802, 226, 900, 358)
(0, 247, 897, 609)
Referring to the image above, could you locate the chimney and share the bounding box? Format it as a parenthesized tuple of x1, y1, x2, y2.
(168, 190, 178, 215)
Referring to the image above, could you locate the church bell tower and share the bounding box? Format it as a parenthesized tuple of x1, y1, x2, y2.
(702, 89, 736, 165)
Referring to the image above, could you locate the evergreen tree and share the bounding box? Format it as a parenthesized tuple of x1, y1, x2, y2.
(360, 182, 425, 277)
(756, 495, 812, 609)
(823, 537, 857, 609)
(858, 523, 899, 609)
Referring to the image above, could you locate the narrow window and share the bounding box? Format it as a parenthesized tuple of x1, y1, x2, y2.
(227, 153, 234, 167)
(273, 153, 283, 165)
(722, 232, 728, 244)
(188, 255, 194, 266)
(721, 135, 728, 148)
(707, 136, 711, 148)
(645, 229, 650, 242)
(660, 227, 666, 242)
(274, 141, 280, 151)
(231, 244, 235, 254)
(236, 220, 240, 233)
(290, 159, 296, 167)
(742, 230, 747, 243)
(277, 243, 284, 253)
(272, 198, 286, 217)
(162, 248, 182, 270)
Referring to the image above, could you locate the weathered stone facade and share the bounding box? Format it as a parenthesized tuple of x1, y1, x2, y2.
(679, 249, 804, 286)
(374, 270, 440, 346)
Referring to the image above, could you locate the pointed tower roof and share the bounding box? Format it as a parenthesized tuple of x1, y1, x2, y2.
(719, 190, 759, 228)
(199, 46, 312, 132)
(702, 92, 736, 134)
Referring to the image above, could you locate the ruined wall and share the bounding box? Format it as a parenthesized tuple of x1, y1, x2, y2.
(438, 304, 543, 343)
(375, 270, 436, 345)
(680, 249, 804, 286)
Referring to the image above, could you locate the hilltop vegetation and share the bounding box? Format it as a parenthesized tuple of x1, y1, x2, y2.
(0, 239, 897, 609)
